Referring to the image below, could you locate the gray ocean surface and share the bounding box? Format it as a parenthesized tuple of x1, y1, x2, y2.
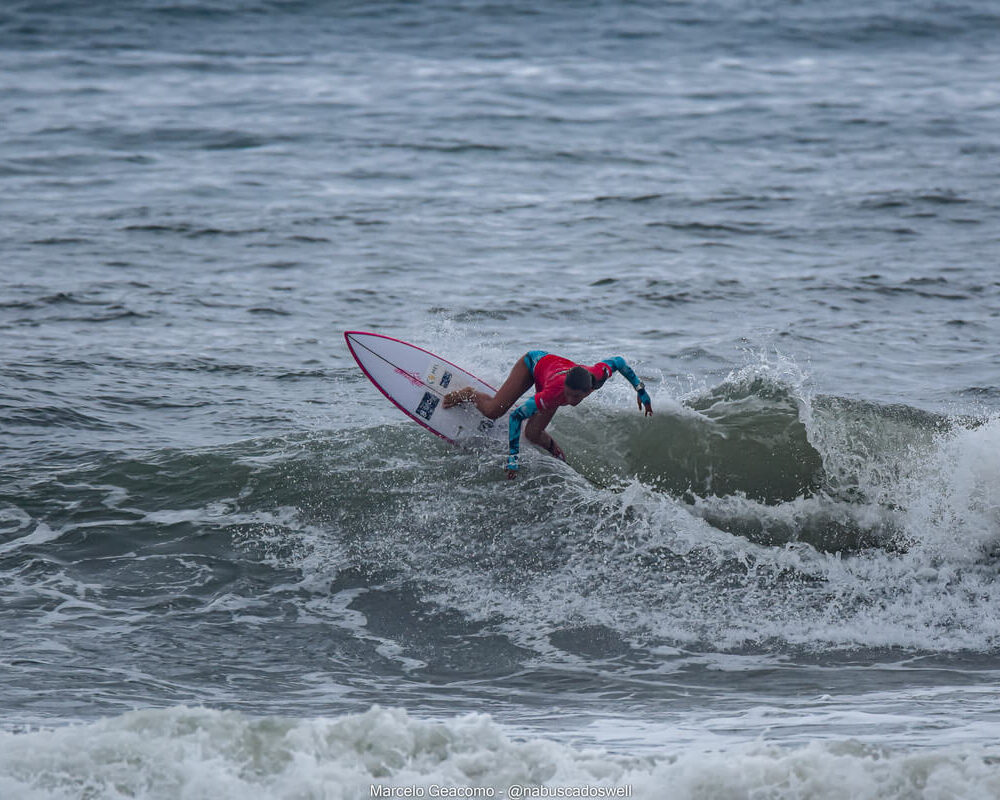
(3, 1, 1000, 797)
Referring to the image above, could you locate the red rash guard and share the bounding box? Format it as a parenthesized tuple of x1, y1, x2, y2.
(532, 355, 612, 411)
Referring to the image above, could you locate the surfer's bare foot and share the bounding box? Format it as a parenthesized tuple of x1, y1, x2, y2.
(443, 386, 476, 408)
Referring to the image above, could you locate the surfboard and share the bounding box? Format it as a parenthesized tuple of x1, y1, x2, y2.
(344, 331, 507, 445)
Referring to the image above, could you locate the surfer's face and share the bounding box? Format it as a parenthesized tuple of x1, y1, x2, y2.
(563, 386, 592, 406)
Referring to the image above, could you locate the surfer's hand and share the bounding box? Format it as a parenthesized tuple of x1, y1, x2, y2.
(506, 469, 518, 480)
(636, 388, 652, 416)
(546, 437, 566, 461)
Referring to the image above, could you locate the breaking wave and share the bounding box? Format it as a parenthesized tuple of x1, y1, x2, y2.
(2, 706, 999, 800)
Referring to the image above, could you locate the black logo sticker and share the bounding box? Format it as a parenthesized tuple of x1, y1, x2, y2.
(439, 371, 452, 389)
(416, 392, 440, 420)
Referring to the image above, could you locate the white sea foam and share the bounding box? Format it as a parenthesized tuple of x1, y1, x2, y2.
(1, 706, 999, 800)
(0, 522, 62, 556)
(353, 348, 1000, 656)
(895, 416, 1000, 561)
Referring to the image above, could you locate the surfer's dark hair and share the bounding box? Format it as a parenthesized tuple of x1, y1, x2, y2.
(565, 366, 595, 392)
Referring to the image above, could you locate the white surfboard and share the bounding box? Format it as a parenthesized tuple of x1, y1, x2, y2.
(344, 331, 507, 445)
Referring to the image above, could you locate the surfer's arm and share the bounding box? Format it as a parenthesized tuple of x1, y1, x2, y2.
(525, 406, 562, 459)
(600, 356, 652, 415)
(507, 399, 563, 475)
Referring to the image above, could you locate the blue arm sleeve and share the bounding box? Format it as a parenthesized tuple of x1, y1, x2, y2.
(600, 357, 651, 405)
(506, 397, 538, 471)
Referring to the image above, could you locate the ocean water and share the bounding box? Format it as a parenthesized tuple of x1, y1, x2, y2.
(3, 1, 1000, 797)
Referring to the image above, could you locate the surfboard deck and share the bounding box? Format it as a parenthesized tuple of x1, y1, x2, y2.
(344, 331, 507, 446)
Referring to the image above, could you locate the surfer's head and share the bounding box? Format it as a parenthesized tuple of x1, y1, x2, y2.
(564, 366, 596, 406)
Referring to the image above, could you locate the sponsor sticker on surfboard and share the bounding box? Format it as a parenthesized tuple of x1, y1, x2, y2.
(345, 331, 507, 446)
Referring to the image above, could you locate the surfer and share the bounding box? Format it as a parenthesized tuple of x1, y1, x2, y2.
(443, 351, 652, 479)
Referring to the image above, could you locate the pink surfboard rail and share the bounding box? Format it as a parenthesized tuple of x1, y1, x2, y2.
(344, 330, 499, 445)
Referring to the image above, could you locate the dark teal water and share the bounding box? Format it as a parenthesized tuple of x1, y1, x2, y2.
(3, 2, 1000, 797)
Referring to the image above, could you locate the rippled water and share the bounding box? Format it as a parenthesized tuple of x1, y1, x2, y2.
(3, 1, 1000, 797)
